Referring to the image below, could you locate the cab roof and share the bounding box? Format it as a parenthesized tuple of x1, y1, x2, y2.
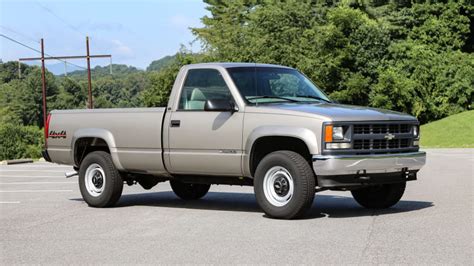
(185, 62, 294, 69)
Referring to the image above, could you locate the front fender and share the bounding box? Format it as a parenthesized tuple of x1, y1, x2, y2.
(71, 128, 124, 170)
(242, 126, 319, 176)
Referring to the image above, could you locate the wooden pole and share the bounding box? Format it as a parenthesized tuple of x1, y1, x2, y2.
(40, 38, 48, 145)
(86, 36, 93, 108)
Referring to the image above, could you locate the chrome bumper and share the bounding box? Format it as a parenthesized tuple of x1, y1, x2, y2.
(312, 151, 426, 176)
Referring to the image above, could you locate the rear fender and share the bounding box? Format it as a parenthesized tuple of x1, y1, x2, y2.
(71, 128, 124, 170)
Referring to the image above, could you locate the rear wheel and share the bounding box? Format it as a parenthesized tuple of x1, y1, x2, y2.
(351, 182, 406, 209)
(254, 151, 315, 219)
(170, 180, 210, 200)
(79, 151, 123, 207)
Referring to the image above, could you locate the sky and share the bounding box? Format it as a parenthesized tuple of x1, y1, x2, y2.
(0, 0, 208, 70)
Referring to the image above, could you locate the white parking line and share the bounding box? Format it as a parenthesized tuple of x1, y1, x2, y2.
(0, 190, 73, 193)
(0, 170, 66, 173)
(0, 182, 76, 185)
(0, 201, 20, 204)
(0, 176, 65, 178)
(0, 165, 70, 168)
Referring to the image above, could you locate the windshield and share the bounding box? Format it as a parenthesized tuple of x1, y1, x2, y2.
(226, 67, 330, 104)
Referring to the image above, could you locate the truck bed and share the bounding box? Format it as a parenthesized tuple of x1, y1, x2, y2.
(47, 108, 167, 174)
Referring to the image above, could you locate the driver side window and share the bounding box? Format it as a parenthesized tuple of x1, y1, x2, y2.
(178, 69, 233, 110)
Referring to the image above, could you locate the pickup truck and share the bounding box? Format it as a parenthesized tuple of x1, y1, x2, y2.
(43, 63, 426, 219)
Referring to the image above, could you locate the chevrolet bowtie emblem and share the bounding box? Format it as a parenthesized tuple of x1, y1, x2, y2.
(384, 133, 395, 140)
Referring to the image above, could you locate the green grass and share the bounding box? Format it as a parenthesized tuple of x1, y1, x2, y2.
(420, 110, 474, 148)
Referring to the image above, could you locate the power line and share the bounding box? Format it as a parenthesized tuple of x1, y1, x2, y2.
(0, 33, 41, 53)
(0, 33, 87, 70)
(0, 25, 39, 44)
(35, 1, 86, 37)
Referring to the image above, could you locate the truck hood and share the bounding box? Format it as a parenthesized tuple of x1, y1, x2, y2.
(254, 102, 417, 121)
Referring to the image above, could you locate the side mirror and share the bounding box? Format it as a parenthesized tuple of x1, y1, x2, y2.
(204, 99, 238, 112)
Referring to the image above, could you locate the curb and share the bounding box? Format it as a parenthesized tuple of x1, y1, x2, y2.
(3, 159, 34, 165)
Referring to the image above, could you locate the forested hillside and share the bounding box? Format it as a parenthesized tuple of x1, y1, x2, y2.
(1, 0, 473, 159)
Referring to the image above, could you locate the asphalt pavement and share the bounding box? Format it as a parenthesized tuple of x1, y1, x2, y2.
(1, 149, 473, 264)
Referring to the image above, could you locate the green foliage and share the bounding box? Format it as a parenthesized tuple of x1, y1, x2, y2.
(65, 64, 140, 78)
(0, 107, 22, 125)
(0, 62, 33, 83)
(420, 110, 474, 148)
(0, 123, 44, 160)
(55, 78, 87, 109)
(371, 41, 474, 122)
(0, 65, 59, 127)
(147, 55, 177, 72)
(192, 0, 474, 123)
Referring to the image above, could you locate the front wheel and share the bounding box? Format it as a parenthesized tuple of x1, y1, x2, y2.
(254, 151, 315, 219)
(78, 151, 123, 207)
(351, 182, 406, 209)
(170, 180, 210, 200)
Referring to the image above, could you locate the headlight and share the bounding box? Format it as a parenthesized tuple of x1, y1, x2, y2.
(333, 126, 344, 140)
(413, 125, 419, 138)
(324, 124, 351, 149)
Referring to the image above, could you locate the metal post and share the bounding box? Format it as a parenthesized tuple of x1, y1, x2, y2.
(86, 36, 93, 108)
(18, 60, 21, 78)
(40, 38, 48, 145)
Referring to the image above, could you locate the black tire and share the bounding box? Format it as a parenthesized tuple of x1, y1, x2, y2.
(78, 151, 123, 207)
(351, 182, 406, 209)
(254, 151, 315, 219)
(170, 180, 210, 200)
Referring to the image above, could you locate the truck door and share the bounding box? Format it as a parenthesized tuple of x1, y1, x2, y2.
(166, 68, 244, 176)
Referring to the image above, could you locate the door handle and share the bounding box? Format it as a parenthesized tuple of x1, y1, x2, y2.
(170, 120, 181, 127)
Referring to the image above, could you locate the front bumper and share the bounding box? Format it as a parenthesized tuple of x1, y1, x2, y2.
(312, 151, 426, 188)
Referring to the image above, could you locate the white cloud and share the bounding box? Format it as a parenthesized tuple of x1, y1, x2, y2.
(111, 39, 133, 59)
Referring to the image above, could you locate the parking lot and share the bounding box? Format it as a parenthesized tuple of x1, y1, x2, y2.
(0, 149, 472, 264)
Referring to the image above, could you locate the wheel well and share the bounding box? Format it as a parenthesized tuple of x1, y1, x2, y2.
(249, 136, 311, 176)
(74, 137, 110, 166)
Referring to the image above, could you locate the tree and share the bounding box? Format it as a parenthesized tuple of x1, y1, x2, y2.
(20, 68, 59, 127)
(55, 78, 87, 109)
(147, 55, 177, 72)
(192, 0, 473, 122)
(371, 41, 474, 122)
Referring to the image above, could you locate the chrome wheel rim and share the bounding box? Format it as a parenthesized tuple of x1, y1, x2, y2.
(85, 163, 105, 197)
(263, 166, 294, 207)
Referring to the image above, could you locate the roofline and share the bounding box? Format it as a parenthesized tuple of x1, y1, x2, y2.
(184, 62, 294, 69)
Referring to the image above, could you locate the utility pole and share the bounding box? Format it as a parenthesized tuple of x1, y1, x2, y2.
(18, 36, 112, 109)
(86, 36, 93, 108)
(40, 38, 48, 140)
(18, 37, 112, 145)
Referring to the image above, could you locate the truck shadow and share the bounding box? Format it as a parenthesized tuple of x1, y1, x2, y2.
(72, 191, 433, 219)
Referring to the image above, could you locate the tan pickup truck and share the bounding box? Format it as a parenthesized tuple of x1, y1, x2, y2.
(43, 63, 426, 219)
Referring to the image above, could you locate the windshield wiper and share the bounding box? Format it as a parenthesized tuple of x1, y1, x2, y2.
(294, 94, 332, 103)
(247, 95, 299, 103)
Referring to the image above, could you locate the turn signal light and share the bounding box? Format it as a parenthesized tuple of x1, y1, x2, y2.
(325, 125, 333, 142)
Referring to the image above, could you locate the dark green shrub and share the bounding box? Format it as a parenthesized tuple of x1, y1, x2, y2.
(0, 123, 44, 160)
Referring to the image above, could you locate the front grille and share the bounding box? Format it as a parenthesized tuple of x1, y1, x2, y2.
(353, 124, 411, 135)
(353, 138, 410, 150)
(351, 123, 414, 153)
